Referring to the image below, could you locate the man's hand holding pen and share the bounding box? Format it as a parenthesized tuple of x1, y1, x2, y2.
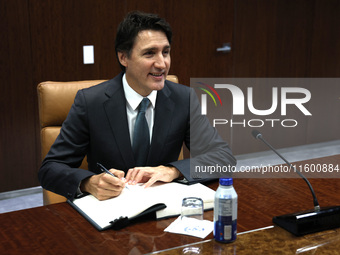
(80, 167, 126, 201)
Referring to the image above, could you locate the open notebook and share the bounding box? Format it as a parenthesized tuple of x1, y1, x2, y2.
(68, 182, 215, 231)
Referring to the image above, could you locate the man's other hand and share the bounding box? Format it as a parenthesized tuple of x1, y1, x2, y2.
(125, 165, 181, 188)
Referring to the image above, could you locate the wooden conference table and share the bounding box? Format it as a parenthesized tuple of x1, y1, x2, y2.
(1, 154, 340, 254)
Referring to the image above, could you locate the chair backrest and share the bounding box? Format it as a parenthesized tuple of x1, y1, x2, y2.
(37, 75, 180, 205)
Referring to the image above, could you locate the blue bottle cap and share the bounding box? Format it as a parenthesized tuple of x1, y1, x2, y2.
(219, 178, 233, 186)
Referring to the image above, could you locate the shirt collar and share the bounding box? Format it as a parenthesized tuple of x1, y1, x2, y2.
(122, 73, 157, 111)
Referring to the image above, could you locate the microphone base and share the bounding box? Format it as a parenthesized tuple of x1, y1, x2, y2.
(273, 206, 340, 236)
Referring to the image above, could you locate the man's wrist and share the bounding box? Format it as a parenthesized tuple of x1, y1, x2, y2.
(75, 177, 92, 199)
(167, 165, 182, 180)
(79, 176, 91, 194)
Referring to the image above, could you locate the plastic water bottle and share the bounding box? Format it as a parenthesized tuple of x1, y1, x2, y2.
(214, 178, 238, 243)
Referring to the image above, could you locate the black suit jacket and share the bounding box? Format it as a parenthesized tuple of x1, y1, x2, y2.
(38, 73, 236, 199)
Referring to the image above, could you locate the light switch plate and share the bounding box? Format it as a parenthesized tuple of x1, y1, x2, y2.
(83, 45, 94, 64)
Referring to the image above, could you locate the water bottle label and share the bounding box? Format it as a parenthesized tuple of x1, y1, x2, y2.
(218, 199, 232, 216)
(224, 225, 232, 240)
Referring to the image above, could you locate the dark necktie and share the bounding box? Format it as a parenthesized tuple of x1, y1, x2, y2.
(132, 98, 150, 166)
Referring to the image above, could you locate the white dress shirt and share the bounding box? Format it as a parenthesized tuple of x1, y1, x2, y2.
(122, 73, 157, 145)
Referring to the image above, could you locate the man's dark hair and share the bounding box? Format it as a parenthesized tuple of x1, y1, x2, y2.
(115, 11, 172, 72)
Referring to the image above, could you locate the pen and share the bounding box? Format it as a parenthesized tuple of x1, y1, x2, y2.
(96, 163, 129, 190)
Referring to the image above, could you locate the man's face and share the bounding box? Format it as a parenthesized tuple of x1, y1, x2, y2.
(118, 30, 171, 97)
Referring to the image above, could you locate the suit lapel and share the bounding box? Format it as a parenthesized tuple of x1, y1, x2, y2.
(148, 83, 175, 165)
(103, 76, 135, 169)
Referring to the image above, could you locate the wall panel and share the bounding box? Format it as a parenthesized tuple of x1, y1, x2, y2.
(0, 0, 39, 192)
(306, 0, 340, 144)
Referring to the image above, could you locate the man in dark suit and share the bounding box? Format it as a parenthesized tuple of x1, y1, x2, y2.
(38, 11, 236, 201)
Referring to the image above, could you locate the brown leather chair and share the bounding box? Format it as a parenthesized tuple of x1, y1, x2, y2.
(37, 75, 181, 205)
